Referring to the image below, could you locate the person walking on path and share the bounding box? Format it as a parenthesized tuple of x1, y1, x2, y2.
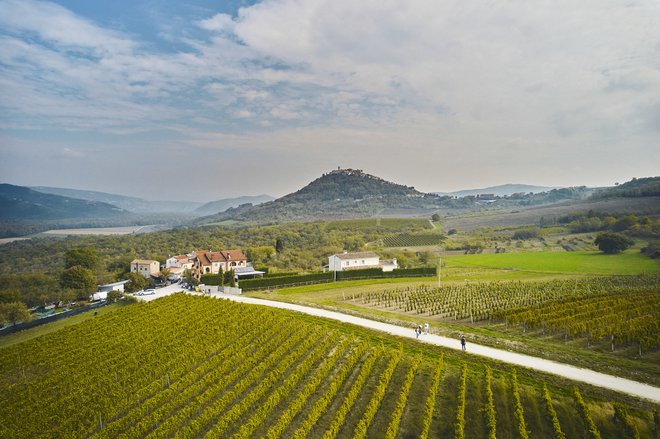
(461, 335, 466, 351)
(424, 322, 429, 335)
(416, 325, 422, 339)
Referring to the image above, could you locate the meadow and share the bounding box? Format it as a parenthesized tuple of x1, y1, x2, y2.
(0, 294, 656, 438)
(442, 250, 660, 276)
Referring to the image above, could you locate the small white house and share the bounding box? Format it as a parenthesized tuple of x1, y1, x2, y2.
(328, 251, 399, 272)
(328, 251, 380, 271)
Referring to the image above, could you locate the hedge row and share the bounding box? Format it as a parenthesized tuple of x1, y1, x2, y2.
(239, 267, 436, 291)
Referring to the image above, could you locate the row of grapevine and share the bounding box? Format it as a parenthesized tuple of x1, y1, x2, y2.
(542, 383, 566, 439)
(484, 367, 497, 439)
(383, 233, 444, 247)
(385, 356, 421, 439)
(419, 356, 444, 439)
(455, 363, 468, 439)
(353, 347, 403, 439)
(511, 369, 530, 439)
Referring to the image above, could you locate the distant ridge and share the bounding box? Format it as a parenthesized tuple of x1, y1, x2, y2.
(31, 186, 203, 213)
(0, 184, 129, 220)
(435, 184, 559, 198)
(195, 195, 275, 215)
(196, 168, 435, 224)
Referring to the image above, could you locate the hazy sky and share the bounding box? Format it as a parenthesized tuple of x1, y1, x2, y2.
(1, 0, 658, 201)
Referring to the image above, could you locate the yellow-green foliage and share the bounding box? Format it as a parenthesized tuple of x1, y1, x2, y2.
(0, 294, 656, 439)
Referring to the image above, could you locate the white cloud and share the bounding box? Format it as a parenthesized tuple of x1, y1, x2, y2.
(0, 0, 135, 55)
(0, 0, 658, 196)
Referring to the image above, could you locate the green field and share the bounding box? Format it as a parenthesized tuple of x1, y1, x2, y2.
(0, 294, 656, 438)
(443, 250, 660, 276)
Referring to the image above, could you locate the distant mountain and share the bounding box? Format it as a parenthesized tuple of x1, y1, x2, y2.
(197, 168, 447, 224)
(195, 195, 275, 215)
(197, 170, 594, 225)
(0, 184, 129, 220)
(31, 186, 204, 213)
(435, 184, 559, 198)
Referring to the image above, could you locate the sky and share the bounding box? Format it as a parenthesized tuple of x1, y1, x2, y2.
(0, 0, 659, 202)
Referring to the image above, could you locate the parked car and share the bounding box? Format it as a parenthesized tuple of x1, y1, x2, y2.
(143, 289, 156, 295)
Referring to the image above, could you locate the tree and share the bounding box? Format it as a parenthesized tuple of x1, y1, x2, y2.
(159, 268, 172, 283)
(247, 246, 276, 266)
(183, 269, 198, 286)
(125, 272, 149, 293)
(0, 302, 32, 326)
(594, 233, 634, 254)
(59, 266, 96, 299)
(275, 238, 284, 253)
(0, 289, 21, 303)
(106, 290, 123, 303)
(228, 270, 236, 287)
(64, 248, 100, 270)
(431, 213, 441, 222)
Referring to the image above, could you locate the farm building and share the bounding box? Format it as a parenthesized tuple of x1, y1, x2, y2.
(92, 280, 130, 301)
(328, 251, 399, 272)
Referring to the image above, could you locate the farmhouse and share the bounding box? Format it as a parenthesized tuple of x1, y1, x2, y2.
(328, 251, 399, 272)
(190, 249, 248, 280)
(130, 259, 160, 278)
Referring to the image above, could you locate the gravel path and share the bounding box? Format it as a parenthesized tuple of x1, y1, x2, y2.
(216, 294, 660, 403)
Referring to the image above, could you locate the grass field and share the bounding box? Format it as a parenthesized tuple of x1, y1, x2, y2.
(443, 250, 660, 276)
(0, 294, 656, 438)
(0, 302, 125, 350)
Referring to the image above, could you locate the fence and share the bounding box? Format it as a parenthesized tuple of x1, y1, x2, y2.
(0, 301, 108, 336)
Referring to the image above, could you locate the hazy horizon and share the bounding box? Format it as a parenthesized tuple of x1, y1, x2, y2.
(1, 0, 658, 200)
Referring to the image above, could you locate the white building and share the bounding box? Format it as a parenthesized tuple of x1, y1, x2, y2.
(92, 280, 130, 301)
(328, 251, 398, 272)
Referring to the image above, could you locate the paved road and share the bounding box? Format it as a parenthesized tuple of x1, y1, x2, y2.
(218, 294, 660, 403)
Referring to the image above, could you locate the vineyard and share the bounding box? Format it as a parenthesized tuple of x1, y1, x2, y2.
(0, 293, 657, 438)
(383, 233, 444, 247)
(350, 275, 660, 351)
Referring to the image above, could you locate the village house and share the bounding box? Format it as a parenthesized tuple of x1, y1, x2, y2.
(130, 259, 160, 278)
(328, 251, 399, 272)
(189, 249, 248, 281)
(165, 254, 195, 275)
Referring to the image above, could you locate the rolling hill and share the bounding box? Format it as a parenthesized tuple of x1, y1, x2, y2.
(196, 169, 595, 225)
(194, 194, 275, 215)
(0, 184, 129, 220)
(435, 183, 559, 197)
(31, 186, 204, 213)
(196, 168, 449, 224)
